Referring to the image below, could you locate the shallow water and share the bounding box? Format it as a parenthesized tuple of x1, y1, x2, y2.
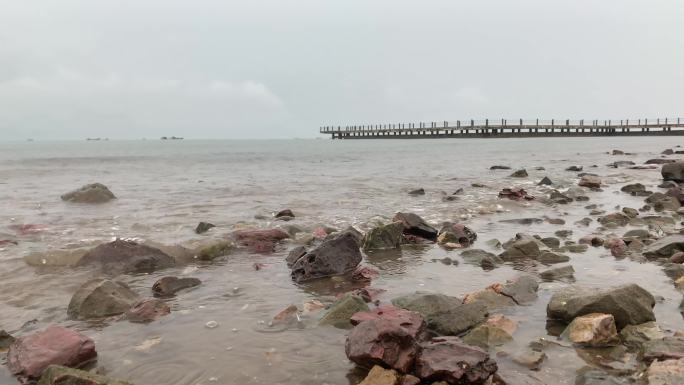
(0, 137, 683, 385)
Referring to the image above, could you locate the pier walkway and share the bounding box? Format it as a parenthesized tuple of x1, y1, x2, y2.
(320, 118, 684, 139)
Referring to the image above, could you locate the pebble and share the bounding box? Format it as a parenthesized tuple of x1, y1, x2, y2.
(205, 321, 219, 329)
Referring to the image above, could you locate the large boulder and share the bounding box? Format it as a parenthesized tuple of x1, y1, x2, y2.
(37, 365, 133, 385)
(7, 326, 97, 383)
(319, 294, 369, 328)
(362, 222, 404, 251)
(414, 337, 497, 384)
(76, 239, 175, 273)
(662, 162, 684, 183)
(547, 284, 655, 330)
(345, 319, 419, 373)
(643, 234, 684, 259)
(67, 279, 140, 319)
(290, 232, 362, 282)
(392, 212, 438, 241)
(61, 183, 116, 204)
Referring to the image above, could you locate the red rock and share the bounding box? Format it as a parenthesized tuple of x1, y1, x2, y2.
(607, 238, 628, 257)
(414, 336, 497, 384)
(671, 252, 684, 264)
(233, 229, 290, 253)
(7, 326, 97, 383)
(352, 266, 380, 281)
(498, 188, 534, 201)
(9, 224, 47, 236)
(312, 227, 328, 239)
(345, 318, 419, 373)
(0, 239, 18, 246)
(124, 299, 170, 323)
(350, 305, 426, 339)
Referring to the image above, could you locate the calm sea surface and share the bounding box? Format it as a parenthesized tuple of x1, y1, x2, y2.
(0, 137, 683, 385)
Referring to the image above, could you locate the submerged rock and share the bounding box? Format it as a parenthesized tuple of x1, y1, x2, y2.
(597, 212, 630, 227)
(647, 357, 684, 385)
(61, 183, 116, 204)
(152, 276, 201, 297)
(538, 251, 570, 264)
(37, 365, 133, 385)
(510, 169, 528, 178)
(124, 298, 170, 323)
(393, 212, 438, 241)
(563, 313, 619, 347)
(275, 209, 295, 219)
(290, 232, 362, 282)
(7, 326, 97, 383)
(408, 188, 425, 196)
(234, 228, 290, 252)
(319, 294, 369, 328)
(194, 222, 215, 234)
(566, 165, 583, 171)
(363, 222, 404, 251)
(547, 284, 655, 329)
(1, 329, 15, 350)
(76, 239, 175, 273)
(500, 238, 541, 260)
(67, 279, 140, 319)
(460, 249, 503, 269)
(462, 324, 513, 349)
(642, 337, 684, 363)
(392, 293, 487, 336)
(540, 265, 575, 281)
(499, 188, 534, 200)
(414, 337, 497, 384)
(579, 175, 602, 188)
(538, 176, 553, 186)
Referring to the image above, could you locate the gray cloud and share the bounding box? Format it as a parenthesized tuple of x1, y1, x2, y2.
(0, 0, 682, 139)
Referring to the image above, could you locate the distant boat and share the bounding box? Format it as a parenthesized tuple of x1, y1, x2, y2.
(86, 138, 101, 141)
(161, 136, 184, 140)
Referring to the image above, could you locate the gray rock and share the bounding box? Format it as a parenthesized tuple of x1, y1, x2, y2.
(291, 232, 362, 282)
(538, 176, 553, 186)
(362, 222, 404, 251)
(662, 162, 684, 182)
(285, 245, 307, 267)
(498, 275, 539, 304)
(460, 249, 504, 269)
(393, 212, 438, 241)
(546, 284, 656, 330)
(152, 276, 201, 297)
(540, 265, 575, 281)
(540, 237, 560, 249)
(538, 251, 570, 264)
(643, 234, 684, 259)
(510, 169, 528, 178)
(391, 293, 487, 336)
(61, 183, 116, 203)
(0, 329, 15, 350)
(195, 222, 215, 234)
(67, 279, 140, 319)
(319, 294, 369, 328)
(76, 239, 175, 273)
(500, 238, 541, 260)
(642, 337, 684, 363)
(619, 322, 665, 350)
(575, 367, 631, 385)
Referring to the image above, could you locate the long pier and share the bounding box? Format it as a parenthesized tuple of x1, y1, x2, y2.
(320, 118, 684, 139)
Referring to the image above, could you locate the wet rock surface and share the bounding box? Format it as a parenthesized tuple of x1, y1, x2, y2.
(392, 212, 438, 241)
(67, 279, 140, 319)
(7, 326, 97, 383)
(414, 337, 497, 384)
(547, 284, 656, 329)
(61, 183, 116, 203)
(76, 239, 175, 273)
(37, 365, 133, 385)
(152, 276, 201, 297)
(290, 232, 362, 282)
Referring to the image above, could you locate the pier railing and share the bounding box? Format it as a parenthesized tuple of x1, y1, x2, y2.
(319, 117, 684, 139)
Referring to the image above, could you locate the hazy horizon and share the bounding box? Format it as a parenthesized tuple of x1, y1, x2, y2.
(1, 0, 683, 140)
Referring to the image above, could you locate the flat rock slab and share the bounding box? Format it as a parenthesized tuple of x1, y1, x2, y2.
(67, 279, 140, 320)
(643, 234, 684, 259)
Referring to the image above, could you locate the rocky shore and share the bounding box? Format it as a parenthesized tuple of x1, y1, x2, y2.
(3, 149, 684, 384)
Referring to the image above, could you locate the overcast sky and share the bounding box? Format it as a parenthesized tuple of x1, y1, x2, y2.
(1, 0, 682, 140)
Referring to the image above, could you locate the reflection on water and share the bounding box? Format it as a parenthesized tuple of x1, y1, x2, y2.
(0, 138, 683, 384)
